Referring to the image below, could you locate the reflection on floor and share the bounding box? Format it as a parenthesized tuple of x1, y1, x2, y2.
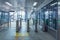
(0, 21, 56, 40)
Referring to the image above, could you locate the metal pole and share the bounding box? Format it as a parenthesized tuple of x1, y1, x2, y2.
(35, 19, 38, 32)
(33, 19, 34, 25)
(16, 20, 19, 32)
(20, 19, 22, 30)
(27, 19, 30, 32)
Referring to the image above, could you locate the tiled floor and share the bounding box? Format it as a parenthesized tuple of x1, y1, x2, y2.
(0, 21, 56, 40)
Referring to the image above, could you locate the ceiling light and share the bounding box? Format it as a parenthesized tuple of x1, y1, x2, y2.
(50, 2, 57, 6)
(5, 2, 12, 6)
(58, 2, 60, 5)
(33, 2, 37, 6)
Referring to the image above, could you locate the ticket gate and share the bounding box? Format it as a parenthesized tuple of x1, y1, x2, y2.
(35, 20, 38, 32)
(16, 20, 19, 32)
(16, 18, 38, 33)
(27, 19, 38, 32)
(16, 19, 22, 32)
(27, 19, 30, 32)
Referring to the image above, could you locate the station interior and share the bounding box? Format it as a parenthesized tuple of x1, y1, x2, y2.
(0, 0, 60, 40)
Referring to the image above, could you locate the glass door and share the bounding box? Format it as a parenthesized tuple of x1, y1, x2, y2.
(9, 12, 16, 28)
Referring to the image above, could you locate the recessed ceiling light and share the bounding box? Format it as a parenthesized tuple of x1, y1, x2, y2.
(33, 2, 37, 6)
(5, 2, 12, 6)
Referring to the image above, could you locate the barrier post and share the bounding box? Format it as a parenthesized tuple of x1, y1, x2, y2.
(20, 19, 22, 30)
(35, 19, 38, 32)
(27, 19, 30, 32)
(16, 20, 19, 32)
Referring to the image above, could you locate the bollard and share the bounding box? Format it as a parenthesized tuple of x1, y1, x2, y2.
(39, 20, 40, 25)
(20, 19, 22, 30)
(16, 20, 19, 32)
(35, 20, 38, 32)
(27, 19, 30, 32)
(33, 19, 34, 25)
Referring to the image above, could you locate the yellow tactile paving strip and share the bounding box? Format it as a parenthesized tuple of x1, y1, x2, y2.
(15, 32, 29, 40)
(15, 32, 29, 37)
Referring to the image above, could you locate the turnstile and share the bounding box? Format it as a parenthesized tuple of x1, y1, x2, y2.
(35, 20, 38, 32)
(16, 19, 22, 32)
(27, 19, 30, 32)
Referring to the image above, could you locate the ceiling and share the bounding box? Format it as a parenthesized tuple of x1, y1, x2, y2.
(0, 0, 45, 12)
(25, 0, 45, 14)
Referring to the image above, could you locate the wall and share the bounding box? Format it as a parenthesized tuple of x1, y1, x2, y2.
(57, 1, 60, 40)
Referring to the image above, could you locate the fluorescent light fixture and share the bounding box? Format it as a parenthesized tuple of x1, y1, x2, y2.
(0, 12, 1, 15)
(5, 2, 12, 6)
(58, 2, 60, 5)
(33, 2, 37, 6)
(50, 2, 57, 6)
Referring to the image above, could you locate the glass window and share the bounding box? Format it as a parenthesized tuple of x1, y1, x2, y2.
(0, 12, 1, 15)
(42, 1, 58, 30)
(0, 12, 1, 19)
(5, 13, 8, 15)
